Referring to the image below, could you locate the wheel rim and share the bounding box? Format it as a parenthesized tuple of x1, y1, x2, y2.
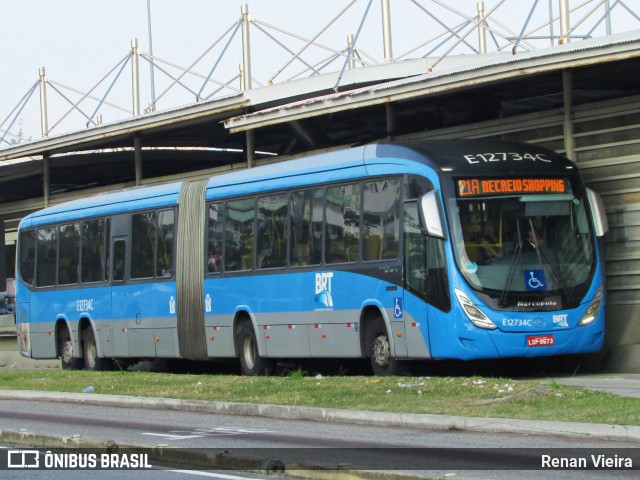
(61, 340, 73, 365)
(243, 335, 256, 370)
(372, 334, 390, 368)
(86, 336, 97, 369)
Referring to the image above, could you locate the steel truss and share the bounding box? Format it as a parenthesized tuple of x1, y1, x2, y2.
(1, 0, 638, 141)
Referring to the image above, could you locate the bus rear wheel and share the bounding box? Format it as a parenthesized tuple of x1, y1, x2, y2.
(82, 329, 111, 371)
(236, 322, 274, 376)
(366, 318, 401, 376)
(59, 331, 82, 370)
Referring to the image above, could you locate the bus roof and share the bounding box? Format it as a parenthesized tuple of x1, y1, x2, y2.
(205, 145, 368, 196)
(374, 139, 576, 175)
(22, 182, 181, 227)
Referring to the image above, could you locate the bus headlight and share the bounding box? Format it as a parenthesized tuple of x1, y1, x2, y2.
(578, 287, 603, 326)
(455, 288, 497, 330)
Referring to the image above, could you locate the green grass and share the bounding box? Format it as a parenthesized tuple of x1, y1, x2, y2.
(0, 369, 638, 426)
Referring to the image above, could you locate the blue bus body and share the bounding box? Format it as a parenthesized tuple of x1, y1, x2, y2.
(15, 139, 607, 374)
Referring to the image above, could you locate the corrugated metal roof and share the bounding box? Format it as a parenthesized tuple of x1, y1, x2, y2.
(224, 29, 640, 133)
(0, 93, 247, 162)
(0, 59, 439, 163)
(2, 30, 639, 163)
(0, 57, 443, 162)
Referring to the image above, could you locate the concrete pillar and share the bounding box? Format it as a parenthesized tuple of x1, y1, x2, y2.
(559, 0, 571, 44)
(381, 0, 393, 62)
(131, 39, 141, 116)
(134, 134, 143, 185)
(241, 4, 252, 91)
(43, 153, 50, 207)
(477, 1, 487, 54)
(562, 70, 575, 160)
(38, 67, 48, 138)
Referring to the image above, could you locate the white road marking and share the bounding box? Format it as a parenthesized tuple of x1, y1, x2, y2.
(141, 427, 273, 441)
(141, 433, 205, 440)
(169, 469, 264, 479)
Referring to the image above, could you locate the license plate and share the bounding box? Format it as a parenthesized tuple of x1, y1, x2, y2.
(527, 334, 554, 347)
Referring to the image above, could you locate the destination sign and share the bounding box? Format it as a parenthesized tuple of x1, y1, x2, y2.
(457, 178, 568, 197)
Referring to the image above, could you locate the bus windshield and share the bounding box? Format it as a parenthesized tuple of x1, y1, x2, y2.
(449, 176, 596, 306)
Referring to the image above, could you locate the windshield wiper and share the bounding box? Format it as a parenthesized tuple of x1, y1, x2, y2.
(537, 242, 574, 304)
(525, 218, 573, 304)
(500, 219, 574, 306)
(499, 222, 523, 307)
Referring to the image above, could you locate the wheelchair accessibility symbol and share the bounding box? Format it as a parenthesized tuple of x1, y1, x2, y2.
(525, 269, 546, 291)
(394, 297, 403, 318)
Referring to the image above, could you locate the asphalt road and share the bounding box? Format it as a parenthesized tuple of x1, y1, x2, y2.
(1, 397, 639, 479)
(3, 332, 640, 477)
(0, 446, 284, 480)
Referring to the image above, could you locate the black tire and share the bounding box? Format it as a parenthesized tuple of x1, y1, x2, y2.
(366, 318, 401, 376)
(236, 321, 274, 376)
(59, 330, 82, 370)
(82, 329, 111, 371)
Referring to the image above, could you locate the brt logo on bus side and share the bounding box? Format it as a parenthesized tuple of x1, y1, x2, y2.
(315, 272, 334, 309)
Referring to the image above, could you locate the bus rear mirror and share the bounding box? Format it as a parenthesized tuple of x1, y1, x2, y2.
(419, 191, 446, 239)
(587, 188, 608, 237)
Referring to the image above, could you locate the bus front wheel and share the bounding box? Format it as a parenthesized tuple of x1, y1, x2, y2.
(82, 329, 111, 371)
(236, 322, 274, 376)
(366, 319, 400, 376)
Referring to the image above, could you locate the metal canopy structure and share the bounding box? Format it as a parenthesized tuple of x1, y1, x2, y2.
(1, 0, 639, 224)
(226, 31, 640, 133)
(0, 31, 638, 222)
(0, 60, 441, 213)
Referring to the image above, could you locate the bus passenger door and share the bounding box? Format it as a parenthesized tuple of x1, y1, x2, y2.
(403, 202, 432, 358)
(110, 237, 131, 357)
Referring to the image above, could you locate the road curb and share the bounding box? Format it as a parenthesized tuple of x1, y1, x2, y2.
(2, 388, 639, 443)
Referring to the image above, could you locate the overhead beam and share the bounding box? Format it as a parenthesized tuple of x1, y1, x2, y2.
(43, 153, 50, 207)
(134, 134, 143, 185)
(224, 34, 640, 133)
(0, 95, 247, 162)
(289, 120, 318, 147)
(562, 69, 575, 160)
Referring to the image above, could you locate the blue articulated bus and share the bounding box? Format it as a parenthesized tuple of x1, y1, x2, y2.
(15, 139, 608, 375)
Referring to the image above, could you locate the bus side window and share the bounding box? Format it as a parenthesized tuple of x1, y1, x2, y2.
(112, 240, 126, 282)
(325, 183, 360, 264)
(290, 189, 323, 267)
(58, 223, 80, 285)
(36, 227, 57, 287)
(207, 203, 224, 274)
(131, 212, 157, 279)
(157, 209, 175, 277)
(363, 178, 400, 261)
(404, 201, 451, 313)
(404, 202, 426, 297)
(225, 198, 255, 272)
(257, 193, 288, 269)
(404, 175, 432, 200)
(81, 218, 106, 283)
(426, 235, 451, 313)
(18, 230, 36, 286)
